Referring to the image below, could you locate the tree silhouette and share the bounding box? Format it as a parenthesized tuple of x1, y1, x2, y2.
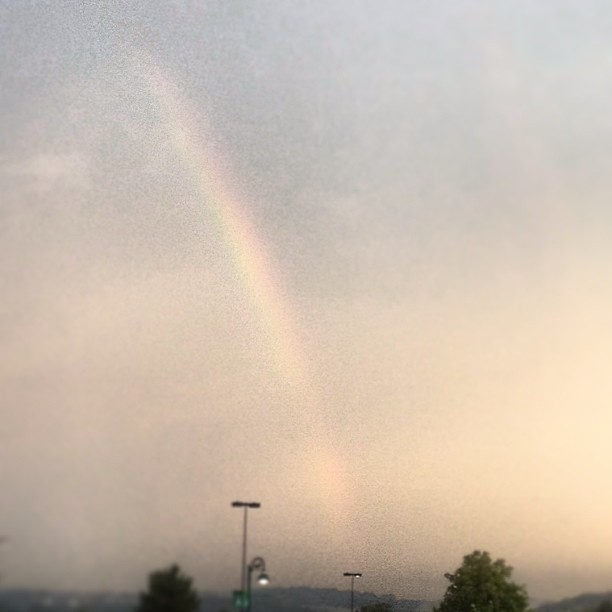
(436, 551, 528, 612)
(136, 564, 200, 612)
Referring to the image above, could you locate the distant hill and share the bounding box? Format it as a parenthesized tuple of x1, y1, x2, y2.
(3, 587, 611, 612)
(207, 587, 436, 612)
(536, 592, 612, 612)
(0, 590, 137, 612)
(0, 587, 434, 612)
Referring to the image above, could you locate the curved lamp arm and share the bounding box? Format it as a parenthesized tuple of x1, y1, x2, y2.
(248, 557, 267, 572)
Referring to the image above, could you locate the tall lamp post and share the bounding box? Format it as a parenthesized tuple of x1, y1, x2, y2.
(247, 556, 269, 612)
(343, 572, 362, 612)
(231, 501, 261, 605)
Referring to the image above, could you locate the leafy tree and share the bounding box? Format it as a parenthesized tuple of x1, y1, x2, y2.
(136, 564, 200, 612)
(436, 551, 528, 612)
(359, 603, 394, 612)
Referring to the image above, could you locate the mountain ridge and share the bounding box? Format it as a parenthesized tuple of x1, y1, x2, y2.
(1, 586, 610, 612)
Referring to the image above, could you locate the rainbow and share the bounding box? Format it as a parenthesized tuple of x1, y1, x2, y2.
(133, 52, 353, 517)
(138, 60, 310, 396)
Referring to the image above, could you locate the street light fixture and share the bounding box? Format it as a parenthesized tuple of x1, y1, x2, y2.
(343, 572, 362, 612)
(231, 501, 261, 602)
(247, 556, 270, 612)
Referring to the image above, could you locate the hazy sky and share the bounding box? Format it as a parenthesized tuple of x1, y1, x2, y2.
(2, 0, 612, 602)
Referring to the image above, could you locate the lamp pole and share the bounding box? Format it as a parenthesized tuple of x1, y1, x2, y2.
(246, 556, 269, 612)
(0, 537, 7, 585)
(343, 572, 362, 612)
(231, 501, 261, 600)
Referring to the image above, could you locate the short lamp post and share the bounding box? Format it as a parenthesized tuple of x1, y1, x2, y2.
(0, 537, 7, 586)
(343, 572, 362, 612)
(247, 556, 269, 612)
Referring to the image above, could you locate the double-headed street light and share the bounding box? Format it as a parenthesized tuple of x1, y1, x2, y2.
(343, 572, 362, 612)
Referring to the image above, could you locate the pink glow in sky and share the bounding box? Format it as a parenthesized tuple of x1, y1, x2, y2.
(2, 0, 612, 602)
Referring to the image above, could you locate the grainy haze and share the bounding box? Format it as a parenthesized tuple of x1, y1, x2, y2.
(2, 0, 612, 602)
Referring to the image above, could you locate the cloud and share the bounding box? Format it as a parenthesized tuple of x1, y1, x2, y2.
(2, 152, 90, 196)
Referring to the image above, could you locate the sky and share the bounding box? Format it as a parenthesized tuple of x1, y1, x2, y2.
(2, 0, 612, 602)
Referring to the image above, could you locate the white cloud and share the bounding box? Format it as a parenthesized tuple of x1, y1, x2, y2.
(2, 152, 90, 195)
